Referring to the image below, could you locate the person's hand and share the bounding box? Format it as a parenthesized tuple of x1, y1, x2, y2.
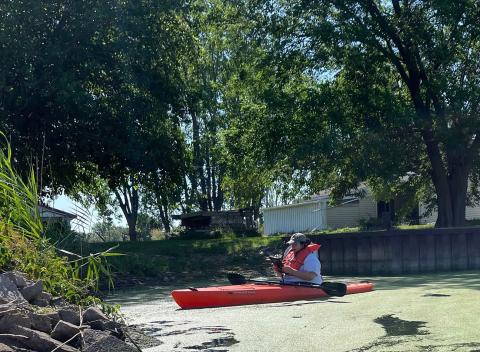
(282, 266, 295, 275)
(272, 263, 282, 276)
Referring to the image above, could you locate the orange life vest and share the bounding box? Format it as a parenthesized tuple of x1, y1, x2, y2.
(282, 243, 321, 270)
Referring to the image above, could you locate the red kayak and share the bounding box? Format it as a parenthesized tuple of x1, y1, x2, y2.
(171, 281, 374, 309)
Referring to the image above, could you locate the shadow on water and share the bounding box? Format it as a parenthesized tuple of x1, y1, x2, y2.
(263, 298, 351, 308)
(422, 293, 450, 297)
(374, 314, 428, 336)
(352, 314, 430, 351)
(132, 320, 239, 351)
(184, 336, 240, 350)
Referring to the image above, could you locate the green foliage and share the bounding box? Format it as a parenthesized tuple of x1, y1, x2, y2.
(225, 0, 480, 227)
(1, 1, 190, 240)
(395, 224, 434, 231)
(358, 217, 390, 231)
(90, 221, 128, 243)
(0, 138, 120, 304)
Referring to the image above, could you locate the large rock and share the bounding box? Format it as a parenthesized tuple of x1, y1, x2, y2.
(2, 271, 27, 288)
(82, 329, 111, 347)
(82, 307, 108, 324)
(83, 335, 138, 352)
(88, 319, 107, 331)
(0, 274, 27, 305)
(31, 292, 52, 307)
(51, 296, 68, 307)
(45, 311, 61, 326)
(59, 309, 81, 326)
(0, 343, 14, 352)
(51, 320, 81, 343)
(19, 281, 43, 302)
(0, 312, 30, 332)
(10, 325, 79, 352)
(0, 335, 28, 351)
(29, 312, 55, 334)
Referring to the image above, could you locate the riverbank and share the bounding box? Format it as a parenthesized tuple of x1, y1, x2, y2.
(88, 236, 287, 290)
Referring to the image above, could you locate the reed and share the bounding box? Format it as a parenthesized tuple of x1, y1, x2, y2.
(0, 134, 118, 305)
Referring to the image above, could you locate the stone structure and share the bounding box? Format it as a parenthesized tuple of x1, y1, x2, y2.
(0, 271, 159, 351)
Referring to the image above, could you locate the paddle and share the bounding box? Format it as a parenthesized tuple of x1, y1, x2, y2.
(227, 272, 347, 297)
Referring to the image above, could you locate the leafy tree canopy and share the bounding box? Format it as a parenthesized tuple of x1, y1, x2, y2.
(235, 0, 480, 226)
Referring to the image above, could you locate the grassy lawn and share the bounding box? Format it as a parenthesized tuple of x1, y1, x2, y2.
(86, 234, 286, 284)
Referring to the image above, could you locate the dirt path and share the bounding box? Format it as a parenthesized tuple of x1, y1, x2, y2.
(108, 271, 480, 352)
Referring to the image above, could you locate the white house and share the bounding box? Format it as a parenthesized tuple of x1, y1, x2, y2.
(38, 205, 76, 225)
(261, 192, 379, 235)
(261, 197, 328, 235)
(262, 187, 480, 234)
(419, 203, 480, 224)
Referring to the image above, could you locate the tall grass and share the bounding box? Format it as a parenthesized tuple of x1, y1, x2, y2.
(0, 135, 118, 305)
(0, 137, 43, 239)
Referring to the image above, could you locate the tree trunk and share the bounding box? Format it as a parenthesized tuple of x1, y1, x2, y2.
(205, 147, 213, 211)
(424, 132, 471, 228)
(158, 202, 171, 233)
(114, 180, 139, 241)
(192, 111, 208, 211)
(213, 167, 224, 211)
(181, 175, 192, 213)
(126, 215, 138, 242)
(448, 159, 470, 227)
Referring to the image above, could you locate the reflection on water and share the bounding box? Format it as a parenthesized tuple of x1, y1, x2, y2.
(106, 285, 176, 306)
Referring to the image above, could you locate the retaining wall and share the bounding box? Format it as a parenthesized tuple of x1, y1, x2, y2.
(308, 227, 480, 275)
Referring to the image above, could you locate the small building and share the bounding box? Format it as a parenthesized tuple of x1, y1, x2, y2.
(261, 188, 379, 235)
(177, 209, 256, 232)
(261, 197, 328, 235)
(38, 205, 76, 228)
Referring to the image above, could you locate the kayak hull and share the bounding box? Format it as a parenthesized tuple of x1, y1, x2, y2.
(171, 281, 374, 309)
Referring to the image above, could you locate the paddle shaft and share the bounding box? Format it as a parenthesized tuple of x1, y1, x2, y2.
(245, 278, 324, 289)
(227, 273, 346, 297)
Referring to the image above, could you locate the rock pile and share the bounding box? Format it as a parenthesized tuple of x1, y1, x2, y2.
(0, 271, 141, 352)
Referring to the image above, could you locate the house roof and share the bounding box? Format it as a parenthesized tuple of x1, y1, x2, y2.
(261, 197, 328, 212)
(38, 205, 77, 219)
(261, 184, 370, 212)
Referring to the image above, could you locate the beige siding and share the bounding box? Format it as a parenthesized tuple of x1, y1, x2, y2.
(262, 200, 327, 235)
(326, 196, 377, 229)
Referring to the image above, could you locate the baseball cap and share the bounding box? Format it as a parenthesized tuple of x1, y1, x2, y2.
(287, 233, 307, 245)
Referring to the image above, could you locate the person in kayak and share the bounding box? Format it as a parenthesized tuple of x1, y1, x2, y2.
(272, 233, 323, 285)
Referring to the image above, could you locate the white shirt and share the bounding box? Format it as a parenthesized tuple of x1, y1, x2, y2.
(282, 249, 323, 285)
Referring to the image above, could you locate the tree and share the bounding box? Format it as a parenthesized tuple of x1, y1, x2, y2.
(242, 0, 480, 227)
(1, 1, 190, 239)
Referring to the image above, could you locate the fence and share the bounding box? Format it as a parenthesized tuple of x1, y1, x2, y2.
(308, 227, 480, 275)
